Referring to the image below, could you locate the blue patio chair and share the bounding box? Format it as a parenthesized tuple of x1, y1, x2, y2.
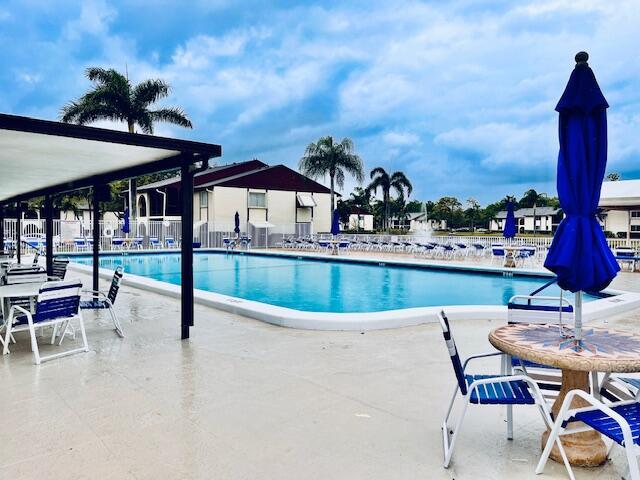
(131, 237, 143, 250)
(223, 238, 236, 251)
(438, 310, 569, 469)
(338, 241, 350, 251)
(49, 258, 70, 281)
(2, 280, 89, 365)
(240, 236, 251, 249)
(111, 237, 125, 250)
(490, 244, 505, 265)
(80, 267, 124, 337)
(73, 237, 89, 251)
(149, 237, 161, 249)
(537, 389, 640, 480)
(165, 237, 177, 248)
(615, 247, 638, 271)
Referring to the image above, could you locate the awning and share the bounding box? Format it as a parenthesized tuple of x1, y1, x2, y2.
(296, 193, 317, 207)
(249, 221, 275, 228)
(0, 113, 221, 203)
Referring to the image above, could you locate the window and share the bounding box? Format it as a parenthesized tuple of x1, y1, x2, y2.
(632, 225, 640, 232)
(248, 192, 266, 208)
(138, 195, 147, 217)
(199, 191, 208, 208)
(632, 211, 640, 218)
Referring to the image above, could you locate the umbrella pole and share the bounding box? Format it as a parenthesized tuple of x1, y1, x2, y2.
(574, 291, 583, 341)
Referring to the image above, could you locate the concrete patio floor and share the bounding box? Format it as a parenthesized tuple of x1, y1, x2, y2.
(1, 262, 638, 479)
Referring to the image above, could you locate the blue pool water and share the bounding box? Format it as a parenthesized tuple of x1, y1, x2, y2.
(72, 252, 600, 313)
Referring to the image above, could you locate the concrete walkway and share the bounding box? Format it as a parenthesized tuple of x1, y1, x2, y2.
(1, 266, 638, 479)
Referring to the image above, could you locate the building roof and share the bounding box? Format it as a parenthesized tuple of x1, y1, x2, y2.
(493, 207, 561, 219)
(137, 160, 331, 195)
(0, 113, 221, 203)
(599, 180, 640, 208)
(137, 160, 267, 192)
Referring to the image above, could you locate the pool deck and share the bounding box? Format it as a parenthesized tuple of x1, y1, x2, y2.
(1, 254, 638, 479)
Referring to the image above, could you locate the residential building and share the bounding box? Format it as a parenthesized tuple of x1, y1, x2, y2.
(599, 179, 640, 239)
(133, 159, 335, 236)
(389, 212, 446, 231)
(490, 207, 563, 233)
(346, 207, 374, 231)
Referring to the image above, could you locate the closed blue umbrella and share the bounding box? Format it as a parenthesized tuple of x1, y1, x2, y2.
(331, 209, 340, 236)
(122, 207, 130, 234)
(503, 200, 517, 239)
(544, 52, 620, 343)
(234, 211, 241, 237)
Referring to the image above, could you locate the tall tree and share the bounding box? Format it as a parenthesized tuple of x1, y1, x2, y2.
(606, 172, 621, 181)
(518, 189, 549, 208)
(299, 136, 364, 224)
(60, 67, 192, 220)
(466, 197, 480, 231)
(366, 167, 412, 231)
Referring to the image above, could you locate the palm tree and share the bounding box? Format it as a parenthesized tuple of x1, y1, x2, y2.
(60, 67, 192, 220)
(367, 168, 412, 231)
(299, 136, 364, 224)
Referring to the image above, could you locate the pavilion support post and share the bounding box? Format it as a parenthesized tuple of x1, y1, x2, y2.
(45, 195, 54, 276)
(15, 202, 21, 263)
(92, 188, 100, 295)
(181, 160, 195, 339)
(0, 204, 4, 254)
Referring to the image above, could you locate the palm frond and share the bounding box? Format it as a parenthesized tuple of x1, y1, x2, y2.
(390, 171, 412, 197)
(148, 107, 193, 129)
(85, 67, 127, 87)
(370, 166, 388, 180)
(132, 79, 170, 107)
(334, 168, 345, 190)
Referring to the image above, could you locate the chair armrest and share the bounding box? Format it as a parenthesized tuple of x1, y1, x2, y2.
(462, 351, 505, 371)
(8, 305, 32, 323)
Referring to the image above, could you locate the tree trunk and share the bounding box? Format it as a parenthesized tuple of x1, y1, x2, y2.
(330, 174, 335, 227)
(384, 191, 390, 232)
(127, 121, 137, 224)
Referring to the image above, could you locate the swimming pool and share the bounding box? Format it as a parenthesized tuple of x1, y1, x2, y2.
(71, 251, 599, 313)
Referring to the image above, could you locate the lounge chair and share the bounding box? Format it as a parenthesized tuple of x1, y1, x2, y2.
(2, 280, 89, 365)
(73, 237, 89, 251)
(131, 237, 143, 250)
(5, 265, 47, 285)
(111, 237, 125, 250)
(438, 310, 569, 469)
(165, 237, 178, 248)
(149, 237, 162, 249)
(80, 267, 124, 337)
(537, 389, 640, 479)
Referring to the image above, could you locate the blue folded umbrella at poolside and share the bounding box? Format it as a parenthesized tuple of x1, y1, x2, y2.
(331, 209, 340, 236)
(503, 200, 517, 239)
(544, 51, 620, 345)
(122, 207, 130, 234)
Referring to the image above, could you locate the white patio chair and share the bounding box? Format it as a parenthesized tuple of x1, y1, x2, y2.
(438, 311, 570, 469)
(2, 280, 89, 365)
(537, 389, 640, 480)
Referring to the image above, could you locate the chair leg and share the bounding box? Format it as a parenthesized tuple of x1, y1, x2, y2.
(108, 306, 124, 337)
(3, 324, 12, 354)
(505, 355, 514, 440)
(78, 312, 89, 353)
(443, 396, 470, 468)
(624, 444, 640, 480)
(27, 323, 41, 365)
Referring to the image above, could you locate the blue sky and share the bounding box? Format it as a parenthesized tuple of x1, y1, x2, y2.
(1, 0, 639, 205)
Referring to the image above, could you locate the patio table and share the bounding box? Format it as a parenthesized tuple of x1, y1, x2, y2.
(503, 245, 525, 268)
(489, 323, 640, 467)
(0, 282, 42, 318)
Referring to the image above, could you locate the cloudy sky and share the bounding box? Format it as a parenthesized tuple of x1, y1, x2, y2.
(1, 0, 639, 204)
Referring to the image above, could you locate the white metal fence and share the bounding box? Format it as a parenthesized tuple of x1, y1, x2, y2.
(3, 219, 639, 253)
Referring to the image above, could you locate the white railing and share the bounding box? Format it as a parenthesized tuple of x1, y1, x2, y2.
(3, 219, 639, 253)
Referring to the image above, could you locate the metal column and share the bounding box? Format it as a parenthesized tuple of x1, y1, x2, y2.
(45, 195, 54, 276)
(92, 188, 100, 294)
(0, 204, 4, 254)
(15, 202, 21, 263)
(180, 161, 195, 339)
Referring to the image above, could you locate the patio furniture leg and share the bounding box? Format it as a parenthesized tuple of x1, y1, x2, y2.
(506, 355, 514, 440)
